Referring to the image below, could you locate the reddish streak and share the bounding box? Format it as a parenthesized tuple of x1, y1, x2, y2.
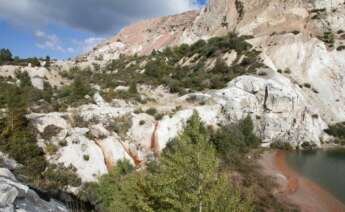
(95, 139, 113, 171)
(118, 140, 142, 167)
(150, 122, 160, 158)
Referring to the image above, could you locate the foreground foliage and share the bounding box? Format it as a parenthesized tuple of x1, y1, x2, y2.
(80, 112, 254, 212)
(80, 113, 296, 211)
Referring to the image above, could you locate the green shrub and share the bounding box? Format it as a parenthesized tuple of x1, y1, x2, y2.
(145, 108, 157, 116)
(301, 142, 317, 151)
(270, 140, 293, 150)
(83, 154, 90, 161)
(325, 122, 345, 138)
(59, 140, 68, 147)
(304, 83, 312, 88)
(336, 46, 345, 51)
(110, 115, 133, 137)
(41, 125, 62, 140)
(154, 112, 165, 121)
(284, 68, 292, 74)
(46, 143, 58, 155)
(210, 115, 261, 166)
(40, 164, 82, 191)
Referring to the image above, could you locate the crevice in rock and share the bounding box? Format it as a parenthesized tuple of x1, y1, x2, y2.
(263, 85, 270, 112)
(235, 0, 244, 21)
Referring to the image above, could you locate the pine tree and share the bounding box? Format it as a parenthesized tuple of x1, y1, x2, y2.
(0, 48, 13, 64)
(143, 111, 253, 211)
(92, 112, 253, 212)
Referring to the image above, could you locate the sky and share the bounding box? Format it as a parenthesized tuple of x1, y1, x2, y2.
(0, 0, 207, 60)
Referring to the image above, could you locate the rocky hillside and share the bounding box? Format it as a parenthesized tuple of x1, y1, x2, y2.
(1, 0, 345, 210)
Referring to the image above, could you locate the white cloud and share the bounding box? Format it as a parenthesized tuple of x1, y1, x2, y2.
(0, 0, 200, 34)
(34, 30, 73, 52)
(72, 37, 105, 53)
(83, 37, 105, 52)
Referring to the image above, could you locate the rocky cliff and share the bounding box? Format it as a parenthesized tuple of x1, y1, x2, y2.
(0, 167, 68, 212)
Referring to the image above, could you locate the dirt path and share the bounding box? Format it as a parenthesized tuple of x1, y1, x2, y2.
(260, 150, 345, 212)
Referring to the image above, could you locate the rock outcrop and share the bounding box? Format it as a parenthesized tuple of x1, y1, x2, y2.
(85, 0, 345, 60)
(0, 168, 68, 212)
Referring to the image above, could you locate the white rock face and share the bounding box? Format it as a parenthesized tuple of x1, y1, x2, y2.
(157, 105, 224, 150)
(0, 65, 67, 90)
(253, 34, 345, 123)
(57, 128, 108, 182)
(213, 75, 328, 146)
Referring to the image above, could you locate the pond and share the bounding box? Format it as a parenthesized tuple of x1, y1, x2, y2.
(286, 149, 345, 204)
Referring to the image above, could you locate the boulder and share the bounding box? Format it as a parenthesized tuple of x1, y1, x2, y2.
(0, 169, 68, 212)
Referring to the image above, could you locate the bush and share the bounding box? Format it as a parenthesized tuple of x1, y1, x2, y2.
(210, 115, 261, 166)
(324, 122, 345, 139)
(41, 125, 62, 140)
(46, 143, 58, 155)
(270, 140, 293, 150)
(336, 46, 345, 51)
(110, 115, 133, 137)
(83, 154, 90, 161)
(40, 164, 82, 191)
(59, 140, 68, 147)
(301, 142, 317, 151)
(145, 108, 157, 116)
(303, 83, 312, 88)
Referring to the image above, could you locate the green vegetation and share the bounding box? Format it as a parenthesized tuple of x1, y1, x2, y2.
(301, 142, 317, 151)
(0, 48, 12, 64)
(325, 122, 345, 146)
(145, 107, 158, 116)
(336, 45, 345, 51)
(64, 33, 263, 98)
(319, 31, 335, 48)
(80, 113, 294, 211)
(0, 48, 42, 67)
(0, 74, 47, 177)
(110, 114, 133, 138)
(0, 74, 81, 193)
(270, 140, 293, 150)
(325, 122, 345, 138)
(310, 8, 326, 20)
(80, 112, 254, 211)
(83, 154, 90, 161)
(57, 67, 94, 107)
(39, 164, 82, 191)
(210, 115, 261, 167)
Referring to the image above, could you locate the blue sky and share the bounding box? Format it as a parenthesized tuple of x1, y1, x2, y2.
(0, 0, 207, 60)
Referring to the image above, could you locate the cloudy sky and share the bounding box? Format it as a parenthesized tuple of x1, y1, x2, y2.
(0, 0, 207, 59)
